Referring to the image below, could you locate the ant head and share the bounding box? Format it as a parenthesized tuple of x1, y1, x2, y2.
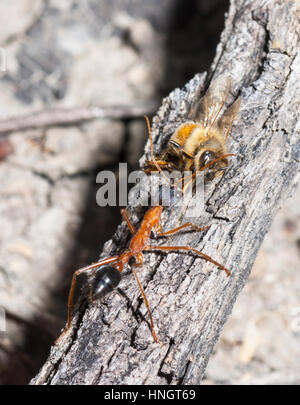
(198, 150, 229, 181)
(91, 266, 121, 300)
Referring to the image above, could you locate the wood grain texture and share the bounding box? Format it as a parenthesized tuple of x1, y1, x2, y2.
(31, 0, 300, 385)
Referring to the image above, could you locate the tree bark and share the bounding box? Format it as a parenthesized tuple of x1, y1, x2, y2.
(31, 0, 300, 385)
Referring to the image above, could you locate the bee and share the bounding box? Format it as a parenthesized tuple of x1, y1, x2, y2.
(144, 77, 241, 182)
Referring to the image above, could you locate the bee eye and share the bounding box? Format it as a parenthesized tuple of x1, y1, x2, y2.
(199, 150, 216, 167)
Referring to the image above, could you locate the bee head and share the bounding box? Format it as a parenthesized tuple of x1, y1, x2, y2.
(198, 150, 229, 181)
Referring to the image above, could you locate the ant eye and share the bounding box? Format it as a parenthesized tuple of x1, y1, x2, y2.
(92, 266, 121, 300)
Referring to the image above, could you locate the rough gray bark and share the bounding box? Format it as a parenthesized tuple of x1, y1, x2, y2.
(31, 0, 300, 385)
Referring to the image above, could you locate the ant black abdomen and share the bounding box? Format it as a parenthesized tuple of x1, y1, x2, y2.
(92, 266, 121, 300)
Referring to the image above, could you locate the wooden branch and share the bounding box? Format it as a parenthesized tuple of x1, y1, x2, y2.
(0, 101, 157, 135)
(31, 0, 299, 385)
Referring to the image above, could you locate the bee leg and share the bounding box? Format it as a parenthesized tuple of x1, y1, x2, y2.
(144, 160, 171, 171)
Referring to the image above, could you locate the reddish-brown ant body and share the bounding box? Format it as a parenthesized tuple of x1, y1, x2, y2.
(56, 116, 231, 344)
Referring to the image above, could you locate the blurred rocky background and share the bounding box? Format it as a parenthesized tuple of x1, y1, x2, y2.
(0, 0, 299, 385)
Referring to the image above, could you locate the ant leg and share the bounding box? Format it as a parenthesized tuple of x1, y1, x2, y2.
(182, 176, 195, 194)
(157, 223, 210, 237)
(131, 263, 161, 344)
(121, 208, 136, 235)
(135, 252, 144, 264)
(55, 256, 120, 343)
(144, 115, 174, 187)
(145, 245, 231, 277)
(200, 153, 236, 173)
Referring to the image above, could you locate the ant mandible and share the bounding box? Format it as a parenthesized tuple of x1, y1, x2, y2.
(55, 116, 231, 344)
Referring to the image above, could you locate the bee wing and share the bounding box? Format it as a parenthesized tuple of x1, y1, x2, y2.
(218, 96, 241, 140)
(198, 76, 231, 132)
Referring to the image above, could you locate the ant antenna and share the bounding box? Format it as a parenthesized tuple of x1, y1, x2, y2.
(173, 153, 235, 191)
(200, 153, 235, 173)
(144, 115, 181, 193)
